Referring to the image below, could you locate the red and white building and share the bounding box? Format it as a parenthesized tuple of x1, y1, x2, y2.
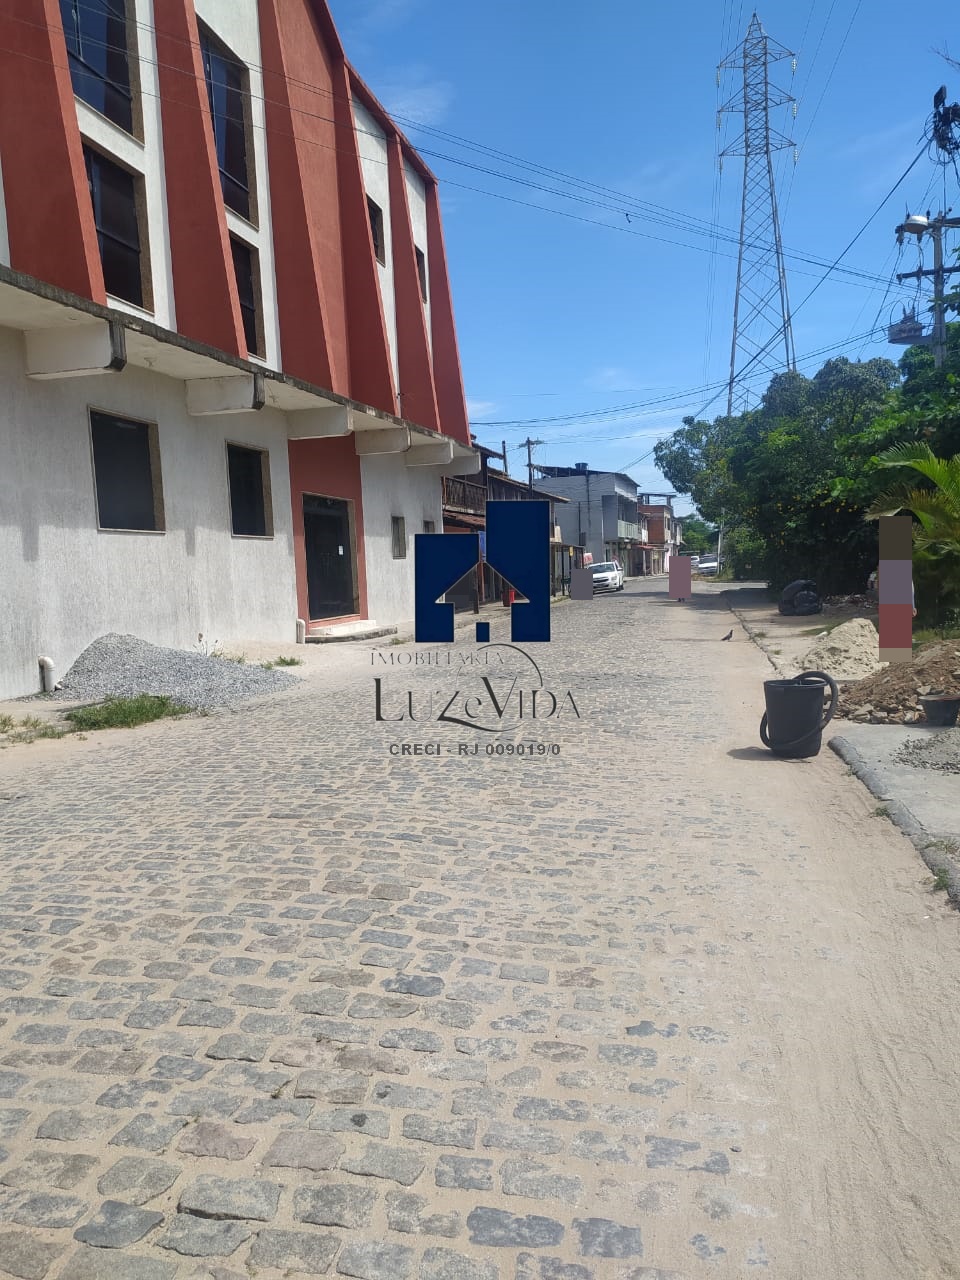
(0, 0, 477, 698)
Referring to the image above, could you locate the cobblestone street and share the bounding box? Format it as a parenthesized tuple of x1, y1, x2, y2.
(1, 582, 959, 1279)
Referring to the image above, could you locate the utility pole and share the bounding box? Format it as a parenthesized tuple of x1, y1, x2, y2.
(521, 437, 544, 493)
(718, 13, 797, 416)
(716, 509, 724, 574)
(895, 212, 960, 368)
(502, 441, 509, 477)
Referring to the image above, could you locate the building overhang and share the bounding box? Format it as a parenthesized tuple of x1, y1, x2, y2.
(0, 266, 478, 470)
(442, 512, 485, 530)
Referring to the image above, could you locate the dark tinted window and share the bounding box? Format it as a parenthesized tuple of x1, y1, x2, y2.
(391, 516, 406, 559)
(415, 247, 427, 302)
(230, 237, 262, 355)
(200, 28, 251, 219)
(60, 0, 133, 132)
(84, 147, 143, 305)
(90, 412, 162, 531)
(227, 444, 270, 537)
(368, 197, 385, 264)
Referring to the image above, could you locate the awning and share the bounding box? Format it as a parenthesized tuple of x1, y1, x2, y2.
(442, 512, 486, 529)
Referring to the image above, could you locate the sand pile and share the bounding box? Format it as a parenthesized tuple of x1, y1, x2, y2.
(836, 641, 960, 724)
(800, 618, 887, 682)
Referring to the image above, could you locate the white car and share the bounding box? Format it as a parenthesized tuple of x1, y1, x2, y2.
(591, 561, 623, 592)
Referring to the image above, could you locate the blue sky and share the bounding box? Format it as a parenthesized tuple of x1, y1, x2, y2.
(328, 0, 960, 516)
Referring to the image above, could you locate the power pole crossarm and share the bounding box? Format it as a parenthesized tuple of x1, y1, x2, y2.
(520, 438, 544, 493)
(894, 213, 960, 368)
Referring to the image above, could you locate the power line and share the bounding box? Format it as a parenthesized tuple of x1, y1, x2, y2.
(606, 325, 889, 479)
(477, 325, 889, 464)
(7, 9, 915, 294)
(783, 0, 839, 217)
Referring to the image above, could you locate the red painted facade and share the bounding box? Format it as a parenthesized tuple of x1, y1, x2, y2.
(154, 0, 246, 354)
(0, 0, 105, 300)
(289, 436, 367, 626)
(1, 0, 472, 626)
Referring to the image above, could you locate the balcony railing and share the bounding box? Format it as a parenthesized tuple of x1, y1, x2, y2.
(442, 475, 486, 514)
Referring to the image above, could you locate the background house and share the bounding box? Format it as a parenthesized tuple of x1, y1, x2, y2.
(441, 445, 574, 608)
(638, 496, 683, 574)
(0, 0, 475, 698)
(536, 464, 647, 573)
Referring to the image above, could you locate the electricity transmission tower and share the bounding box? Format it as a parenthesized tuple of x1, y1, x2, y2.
(718, 12, 797, 416)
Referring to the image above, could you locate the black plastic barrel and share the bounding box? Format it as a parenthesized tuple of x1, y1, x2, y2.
(760, 670, 838, 758)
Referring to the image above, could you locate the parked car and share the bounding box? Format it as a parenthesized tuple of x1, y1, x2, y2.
(696, 558, 718, 575)
(592, 561, 624, 592)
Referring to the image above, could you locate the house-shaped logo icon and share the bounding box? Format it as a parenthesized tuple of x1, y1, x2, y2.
(415, 501, 551, 643)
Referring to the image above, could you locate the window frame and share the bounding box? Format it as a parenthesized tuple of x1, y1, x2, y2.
(229, 235, 265, 357)
(88, 408, 165, 534)
(199, 22, 256, 225)
(83, 143, 151, 309)
(367, 196, 386, 265)
(226, 441, 274, 539)
(60, 0, 139, 136)
(414, 246, 428, 303)
(391, 515, 407, 560)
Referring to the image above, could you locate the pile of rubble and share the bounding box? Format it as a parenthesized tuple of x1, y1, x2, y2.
(895, 729, 960, 774)
(836, 641, 960, 724)
(822, 593, 876, 610)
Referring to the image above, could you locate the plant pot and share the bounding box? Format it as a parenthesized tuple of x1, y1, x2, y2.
(919, 695, 960, 728)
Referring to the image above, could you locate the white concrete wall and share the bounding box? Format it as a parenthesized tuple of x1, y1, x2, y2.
(0, 146, 9, 267)
(404, 160, 430, 354)
(359, 455, 443, 622)
(196, 0, 282, 367)
(353, 100, 398, 390)
(0, 327, 296, 700)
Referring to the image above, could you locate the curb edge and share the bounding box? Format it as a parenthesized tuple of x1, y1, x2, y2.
(829, 733, 960, 908)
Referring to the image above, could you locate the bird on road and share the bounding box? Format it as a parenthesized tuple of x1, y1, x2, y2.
(721, 630, 733, 641)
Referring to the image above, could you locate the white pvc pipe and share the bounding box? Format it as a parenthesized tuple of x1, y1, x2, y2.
(38, 656, 55, 693)
(296, 618, 306, 645)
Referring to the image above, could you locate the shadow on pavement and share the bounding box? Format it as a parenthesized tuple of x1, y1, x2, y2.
(726, 746, 817, 763)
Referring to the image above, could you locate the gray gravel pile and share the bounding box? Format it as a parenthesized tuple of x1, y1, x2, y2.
(894, 729, 960, 775)
(54, 633, 299, 710)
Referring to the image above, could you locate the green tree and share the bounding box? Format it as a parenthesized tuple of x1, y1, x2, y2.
(866, 442, 960, 628)
(678, 516, 716, 554)
(867, 442, 960, 555)
(656, 356, 900, 590)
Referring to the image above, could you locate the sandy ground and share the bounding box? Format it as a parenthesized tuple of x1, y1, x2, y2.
(724, 586, 880, 680)
(0, 582, 957, 1278)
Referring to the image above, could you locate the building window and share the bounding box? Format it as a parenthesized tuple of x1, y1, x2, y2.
(200, 26, 252, 220)
(368, 197, 386, 265)
(423, 520, 436, 533)
(90, 410, 163, 532)
(227, 444, 272, 537)
(84, 146, 145, 306)
(230, 237, 263, 356)
(60, 0, 134, 133)
(391, 516, 407, 559)
(415, 247, 427, 302)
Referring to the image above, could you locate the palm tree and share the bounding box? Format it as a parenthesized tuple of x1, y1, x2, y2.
(865, 442, 960, 557)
